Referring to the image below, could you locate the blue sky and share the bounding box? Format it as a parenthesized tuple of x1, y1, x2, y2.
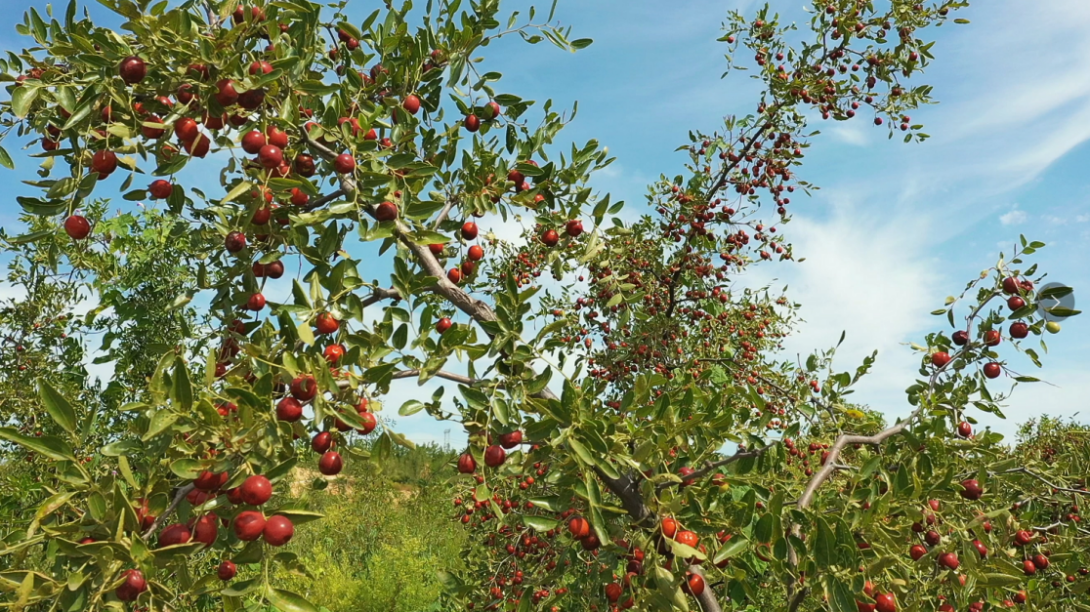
(2, 0, 1088, 448)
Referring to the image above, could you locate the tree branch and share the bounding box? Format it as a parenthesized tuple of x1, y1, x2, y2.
(390, 369, 481, 385)
(361, 286, 403, 308)
(688, 564, 723, 612)
(141, 483, 195, 541)
(657, 444, 772, 491)
(300, 189, 345, 211)
(999, 467, 1090, 496)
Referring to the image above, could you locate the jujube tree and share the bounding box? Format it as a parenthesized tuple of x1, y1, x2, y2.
(0, 0, 1086, 611)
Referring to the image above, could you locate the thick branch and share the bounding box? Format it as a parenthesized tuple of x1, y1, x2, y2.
(361, 286, 403, 307)
(688, 564, 723, 612)
(141, 483, 195, 540)
(301, 189, 345, 211)
(1000, 467, 1090, 496)
(592, 466, 653, 527)
(797, 406, 923, 509)
(390, 369, 481, 385)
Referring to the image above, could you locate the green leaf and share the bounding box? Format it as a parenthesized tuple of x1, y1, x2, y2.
(274, 509, 324, 526)
(169, 458, 206, 479)
(296, 318, 315, 347)
(0, 145, 14, 170)
(522, 515, 559, 532)
(0, 427, 75, 461)
(825, 575, 857, 612)
(812, 516, 836, 567)
(712, 535, 748, 564)
(102, 439, 141, 457)
(266, 587, 319, 612)
(38, 380, 77, 435)
(220, 181, 253, 205)
(172, 359, 193, 410)
(398, 400, 425, 417)
(11, 86, 38, 117)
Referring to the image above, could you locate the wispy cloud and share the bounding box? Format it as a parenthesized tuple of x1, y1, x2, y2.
(1000, 209, 1027, 226)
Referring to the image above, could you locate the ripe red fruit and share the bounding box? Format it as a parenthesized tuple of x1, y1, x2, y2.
(1013, 591, 1027, 604)
(184, 134, 210, 157)
(566, 219, 584, 237)
(457, 453, 476, 474)
(486, 100, 501, 119)
(323, 344, 345, 363)
(484, 445, 506, 467)
(265, 260, 284, 278)
(315, 312, 339, 335)
(464, 114, 480, 132)
(461, 221, 479, 240)
(952, 330, 969, 345)
(240, 475, 272, 506)
(119, 56, 146, 84)
(1014, 530, 1033, 546)
(909, 544, 927, 560)
(676, 530, 698, 548)
(581, 533, 601, 550)
(983, 362, 1001, 379)
(447, 268, 462, 284)
(159, 523, 192, 547)
(958, 421, 972, 437)
(217, 560, 237, 581)
(402, 94, 421, 115)
(257, 144, 283, 169)
(931, 351, 951, 368)
(263, 515, 294, 546)
(174, 117, 199, 143)
(333, 153, 355, 174)
(116, 569, 147, 601)
(374, 201, 398, 221)
(148, 179, 173, 199)
(874, 593, 896, 612)
(249, 60, 273, 76)
(1002, 277, 1021, 294)
(983, 330, 1001, 346)
(266, 126, 288, 149)
(939, 552, 959, 570)
(64, 215, 91, 240)
(960, 478, 983, 500)
(92, 149, 118, 176)
(1022, 559, 1037, 575)
(142, 114, 166, 139)
(1010, 322, 1029, 339)
(215, 79, 239, 106)
(241, 130, 266, 154)
(467, 245, 484, 261)
(245, 292, 265, 311)
(661, 516, 678, 538)
(568, 517, 591, 539)
(311, 432, 333, 454)
(318, 451, 343, 475)
(962, 540, 985, 559)
(193, 469, 226, 491)
(252, 207, 271, 225)
(276, 397, 303, 418)
(192, 513, 218, 546)
(605, 582, 622, 602)
(436, 317, 453, 334)
(684, 573, 705, 596)
(356, 411, 377, 434)
(225, 231, 247, 253)
(290, 374, 317, 401)
(233, 511, 265, 541)
(541, 229, 559, 247)
(1032, 553, 1049, 570)
(499, 430, 523, 449)
(1007, 296, 1025, 311)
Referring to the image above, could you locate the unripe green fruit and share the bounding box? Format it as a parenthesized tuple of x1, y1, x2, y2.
(1046, 321, 1061, 334)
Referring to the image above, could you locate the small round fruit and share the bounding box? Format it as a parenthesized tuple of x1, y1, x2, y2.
(457, 453, 476, 474)
(931, 351, 951, 368)
(315, 312, 339, 335)
(64, 215, 91, 240)
(1007, 296, 1025, 311)
(402, 94, 421, 115)
(240, 475, 272, 506)
(333, 153, 355, 174)
(241, 130, 266, 154)
(356, 411, 377, 434)
(149, 179, 174, 199)
(486, 101, 501, 119)
(874, 593, 895, 612)
(1010, 322, 1029, 339)
(676, 530, 698, 547)
(566, 219, 584, 237)
(246, 293, 266, 311)
(952, 330, 969, 345)
(215, 79, 239, 106)
(312, 432, 333, 453)
(1046, 321, 1061, 334)
(323, 344, 345, 363)
(957, 421, 972, 437)
(119, 56, 146, 84)
(684, 573, 705, 596)
(568, 516, 590, 539)
(939, 552, 959, 570)
(960, 478, 983, 500)
(318, 451, 343, 475)
(92, 150, 118, 176)
(461, 221, 478, 240)
(374, 201, 398, 221)
(447, 268, 462, 284)
(909, 544, 927, 561)
(257, 145, 283, 169)
(290, 375, 317, 401)
(541, 229, 559, 247)
(436, 317, 453, 334)
(159, 523, 192, 547)
(1022, 559, 1037, 575)
(499, 430, 522, 449)
(467, 245, 484, 261)
(464, 114, 480, 132)
(217, 560, 237, 581)
(983, 362, 1001, 379)
(225, 231, 247, 253)
(263, 515, 294, 546)
(661, 516, 678, 538)
(484, 444, 506, 467)
(233, 511, 266, 541)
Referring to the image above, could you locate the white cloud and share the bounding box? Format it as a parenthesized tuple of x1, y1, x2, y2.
(830, 125, 870, 147)
(999, 209, 1027, 226)
(1077, 214, 1090, 223)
